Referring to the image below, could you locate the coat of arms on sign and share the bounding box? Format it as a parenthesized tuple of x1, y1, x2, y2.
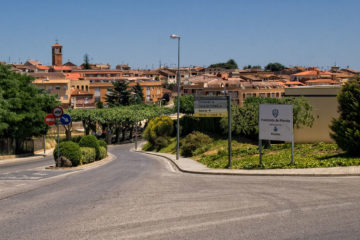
(272, 109, 279, 118)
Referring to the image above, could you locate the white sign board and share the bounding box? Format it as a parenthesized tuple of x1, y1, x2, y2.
(259, 104, 293, 141)
(194, 96, 228, 117)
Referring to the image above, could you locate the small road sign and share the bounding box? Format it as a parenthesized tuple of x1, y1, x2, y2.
(194, 96, 228, 117)
(44, 114, 56, 126)
(52, 106, 64, 118)
(60, 113, 71, 125)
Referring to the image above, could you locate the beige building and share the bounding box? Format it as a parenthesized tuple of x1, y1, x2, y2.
(182, 78, 285, 106)
(284, 86, 341, 143)
(33, 78, 72, 107)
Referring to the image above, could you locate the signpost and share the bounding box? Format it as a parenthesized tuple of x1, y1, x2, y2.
(44, 114, 56, 126)
(52, 106, 64, 118)
(48, 106, 64, 167)
(60, 113, 71, 125)
(258, 104, 294, 165)
(45, 106, 73, 167)
(194, 96, 232, 168)
(194, 96, 228, 117)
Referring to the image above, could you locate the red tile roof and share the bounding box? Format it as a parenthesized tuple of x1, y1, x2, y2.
(52, 66, 73, 71)
(36, 65, 50, 70)
(65, 73, 81, 80)
(293, 70, 332, 76)
(284, 81, 306, 86)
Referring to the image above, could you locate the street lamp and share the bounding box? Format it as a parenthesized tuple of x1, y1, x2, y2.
(170, 34, 180, 160)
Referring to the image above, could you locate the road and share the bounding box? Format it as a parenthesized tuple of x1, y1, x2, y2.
(0, 144, 360, 240)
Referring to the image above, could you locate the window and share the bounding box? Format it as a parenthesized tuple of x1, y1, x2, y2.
(48, 86, 53, 90)
(94, 88, 100, 97)
(85, 98, 89, 104)
(64, 86, 68, 90)
(55, 86, 61, 90)
(63, 95, 68, 100)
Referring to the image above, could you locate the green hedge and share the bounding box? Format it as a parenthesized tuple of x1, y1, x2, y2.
(80, 147, 96, 164)
(53, 141, 82, 166)
(98, 140, 107, 151)
(79, 135, 100, 160)
(99, 146, 107, 160)
(180, 115, 222, 137)
(180, 131, 213, 157)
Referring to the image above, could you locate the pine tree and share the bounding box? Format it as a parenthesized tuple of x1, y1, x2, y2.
(132, 83, 144, 104)
(106, 81, 131, 106)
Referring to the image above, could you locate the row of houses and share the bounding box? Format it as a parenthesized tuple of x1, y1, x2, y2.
(6, 42, 360, 109)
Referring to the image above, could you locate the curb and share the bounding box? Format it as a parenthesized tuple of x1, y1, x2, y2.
(136, 150, 360, 177)
(46, 152, 114, 171)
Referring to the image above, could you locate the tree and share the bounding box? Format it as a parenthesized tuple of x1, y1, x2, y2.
(132, 83, 144, 104)
(106, 81, 131, 106)
(243, 65, 262, 70)
(330, 76, 360, 156)
(82, 54, 91, 69)
(265, 62, 285, 72)
(208, 59, 238, 69)
(0, 65, 59, 151)
(174, 95, 194, 114)
(96, 100, 104, 108)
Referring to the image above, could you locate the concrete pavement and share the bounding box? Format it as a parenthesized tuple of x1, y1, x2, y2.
(136, 148, 360, 176)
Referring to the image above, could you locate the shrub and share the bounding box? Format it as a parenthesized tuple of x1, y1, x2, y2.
(142, 116, 174, 150)
(99, 146, 107, 160)
(71, 135, 83, 143)
(53, 141, 82, 166)
(80, 147, 96, 164)
(79, 135, 100, 160)
(180, 131, 213, 157)
(98, 139, 107, 151)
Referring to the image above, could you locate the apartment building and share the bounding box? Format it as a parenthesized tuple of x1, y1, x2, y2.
(89, 80, 163, 104)
(182, 76, 284, 106)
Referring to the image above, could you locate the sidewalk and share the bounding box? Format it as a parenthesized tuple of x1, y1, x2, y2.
(0, 149, 53, 165)
(136, 150, 360, 177)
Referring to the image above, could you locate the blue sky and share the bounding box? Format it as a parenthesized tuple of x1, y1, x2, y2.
(0, 0, 359, 70)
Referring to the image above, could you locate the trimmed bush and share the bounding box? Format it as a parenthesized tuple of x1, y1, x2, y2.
(99, 146, 107, 160)
(53, 141, 82, 166)
(79, 135, 100, 160)
(80, 147, 96, 164)
(98, 139, 107, 151)
(142, 116, 174, 150)
(180, 131, 213, 157)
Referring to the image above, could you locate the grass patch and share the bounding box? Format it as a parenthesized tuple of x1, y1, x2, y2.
(147, 137, 360, 169)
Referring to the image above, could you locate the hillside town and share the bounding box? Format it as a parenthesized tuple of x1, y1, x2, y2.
(2, 42, 359, 108)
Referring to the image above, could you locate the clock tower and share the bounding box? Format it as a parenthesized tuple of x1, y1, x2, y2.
(52, 42, 63, 66)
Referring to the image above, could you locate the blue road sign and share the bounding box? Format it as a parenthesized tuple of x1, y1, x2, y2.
(60, 113, 72, 125)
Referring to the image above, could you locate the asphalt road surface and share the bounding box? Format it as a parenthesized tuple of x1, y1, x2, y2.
(0, 144, 360, 240)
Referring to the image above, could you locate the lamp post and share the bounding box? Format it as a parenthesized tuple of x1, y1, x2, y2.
(170, 34, 180, 160)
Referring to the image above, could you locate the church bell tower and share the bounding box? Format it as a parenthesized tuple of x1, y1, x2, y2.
(52, 42, 63, 66)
